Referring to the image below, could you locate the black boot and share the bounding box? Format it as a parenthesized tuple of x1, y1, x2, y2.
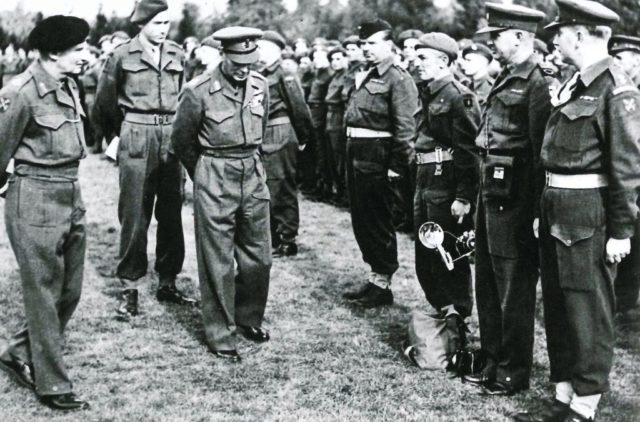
(116, 289, 139, 320)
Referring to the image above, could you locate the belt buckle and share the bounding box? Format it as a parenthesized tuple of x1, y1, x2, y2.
(163, 115, 170, 125)
(435, 147, 443, 164)
(153, 114, 160, 125)
(545, 172, 551, 186)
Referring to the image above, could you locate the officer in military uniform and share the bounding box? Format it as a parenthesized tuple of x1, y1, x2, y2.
(413, 33, 480, 327)
(609, 34, 640, 324)
(514, 2, 640, 421)
(342, 19, 419, 307)
(398, 29, 425, 86)
(463, 3, 551, 396)
(171, 27, 271, 362)
(257, 31, 314, 257)
(341, 35, 366, 101)
(461, 42, 495, 107)
(93, 0, 196, 319)
(0, 16, 90, 410)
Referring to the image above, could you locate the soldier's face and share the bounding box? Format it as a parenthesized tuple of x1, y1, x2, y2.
(403, 39, 419, 61)
(360, 31, 393, 64)
(488, 29, 518, 64)
(416, 48, 447, 81)
(330, 52, 347, 70)
(463, 53, 489, 76)
(140, 10, 171, 45)
(613, 50, 640, 78)
(345, 44, 364, 62)
(552, 27, 579, 66)
(298, 56, 312, 71)
(313, 50, 330, 69)
(56, 42, 90, 75)
(222, 57, 250, 81)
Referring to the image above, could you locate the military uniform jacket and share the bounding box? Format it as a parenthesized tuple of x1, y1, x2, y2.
(93, 35, 185, 137)
(261, 60, 313, 147)
(171, 67, 270, 178)
(324, 68, 348, 132)
(307, 67, 333, 129)
(341, 60, 366, 105)
(469, 75, 494, 108)
(344, 56, 419, 174)
(416, 74, 480, 202)
(0, 60, 86, 182)
(541, 57, 640, 239)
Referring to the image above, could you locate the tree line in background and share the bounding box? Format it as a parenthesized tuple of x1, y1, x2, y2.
(0, 0, 639, 51)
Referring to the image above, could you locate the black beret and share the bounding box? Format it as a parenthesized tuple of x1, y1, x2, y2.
(358, 19, 392, 40)
(262, 30, 287, 50)
(131, 0, 168, 25)
(342, 35, 360, 48)
(398, 29, 424, 46)
(29, 15, 90, 54)
(328, 47, 347, 60)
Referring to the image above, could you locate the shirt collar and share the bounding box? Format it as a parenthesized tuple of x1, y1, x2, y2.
(429, 74, 453, 94)
(30, 59, 62, 97)
(579, 56, 612, 87)
(506, 53, 538, 79)
(374, 56, 394, 76)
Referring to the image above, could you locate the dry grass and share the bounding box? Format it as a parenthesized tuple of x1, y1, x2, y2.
(0, 153, 638, 421)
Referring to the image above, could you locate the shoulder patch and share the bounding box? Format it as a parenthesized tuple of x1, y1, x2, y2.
(462, 94, 475, 109)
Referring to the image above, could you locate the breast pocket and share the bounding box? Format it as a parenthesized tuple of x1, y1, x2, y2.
(204, 108, 236, 146)
(163, 60, 184, 97)
(361, 82, 390, 115)
(33, 113, 82, 158)
(554, 101, 600, 152)
(428, 102, 451, 139)
(249, 104, 264, 141)
(122, 60, 151, 97)
(494, 91, 527, 134)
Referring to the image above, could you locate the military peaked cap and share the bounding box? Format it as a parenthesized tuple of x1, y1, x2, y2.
(213, 26, 263, 64)
(342, 35, 360, 48)
(462, 42, 493, 62)
(545, 0, 619, 30)
(398, 29, 425, 46)
(476, 2, 546, 34)
(609, 35, 640, 55)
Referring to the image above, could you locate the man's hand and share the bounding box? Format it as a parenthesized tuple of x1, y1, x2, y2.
(606, 238, 631, 264)
(451, 200, 471, 224)
(387, 169, 401, 182)
(533, 218, 539, 239)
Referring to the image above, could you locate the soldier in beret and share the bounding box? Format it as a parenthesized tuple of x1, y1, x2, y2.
(171, 26, 272, 362)
(464, 2, 551, 396)
(191, 36, 222, 79)
(413, 33, 480, 335)
(256, 30, 314, 257)
(398, 29, 425, 86)
(0, 15, 91, 410)
(608, 34, 640, 327)
(341, 35, 366, 107)
(461, 42, 495, 107)
(342, 19, 419, 307)
(516, 2, 640, 420)
(94, 0, 196, 320)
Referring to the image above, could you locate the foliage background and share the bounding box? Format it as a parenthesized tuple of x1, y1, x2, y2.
(0, 0, 639, 50)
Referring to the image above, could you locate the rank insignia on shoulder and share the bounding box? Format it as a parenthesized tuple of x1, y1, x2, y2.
(370, 79, 385, 84)
(0, 98, 10, 112)
(623, 98, 637, 113)
(463, 96, 473, 108)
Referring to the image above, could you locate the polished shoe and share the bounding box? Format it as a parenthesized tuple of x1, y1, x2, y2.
(0, 355, 35, 390)
(563, 409, 594, 422)
(513, 399, 570, 422)
(39, 393, 89, 410)
(156, 285, 198, 306)
(462, 372, 495, 387)
(354, 284, 393, 308)
(343, 283, 373, 301)
(116, 288, 139, 320)
(481, 380, 527, 396)
(212, 349, 241, 362)
(239, 325, 270, 343)
(272, 242, 298, 257)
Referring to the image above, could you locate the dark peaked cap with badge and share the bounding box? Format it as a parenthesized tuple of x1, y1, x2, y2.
(213, 26, 264, 64)
(415, 32, 459, 62)
(476, 2, 546, 34)
(131, 0, 168, 24)
(398, 29, 425, 45)
(358, 19, 393, 40)
(462, 43, 493, 62)
(545, 0, 619, 30)
(609, 35, 640, 55)
(28, 15, 90, 53)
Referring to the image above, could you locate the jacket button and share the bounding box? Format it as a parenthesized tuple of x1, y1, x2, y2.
(499, 206, 503, 211)
(567, 240, 572, 245)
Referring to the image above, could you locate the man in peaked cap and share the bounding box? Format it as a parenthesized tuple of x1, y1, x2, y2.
(608, 34, 640, 330)
(0, 15, 91, 410)
(342, 18, 419, 307)
(398, 29, 425, 85)
(463, 2, 551, 396)
(256, 30, 314, 257)
(515, 2, 640, 421)
(412, 33, 480, 345)
(94, 0, 196, 320)
(172, 26, 272, 362)
(461, 42, 495, 106)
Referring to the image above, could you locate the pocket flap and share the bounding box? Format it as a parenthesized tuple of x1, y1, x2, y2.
(252, 189, 270, 200)
(33, 114, 76, 130)
(364, 82, 390, 95)
(205, 109, 235, 123)
(165, 60, 184, 73)
(560, 101, 599, 120)
(353, 159, 385, 174)
(249, 105, 265, 117)
(550, 224, 595, 247)
(496, 92, 527, 106)
(121, 60, 148, 73)
(428, 102, 451, 115)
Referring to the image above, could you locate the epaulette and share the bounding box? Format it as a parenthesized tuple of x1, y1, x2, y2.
(112, 40, 132, 56)
(250, 70, 265, 81)
(8, 73, 32, 91)
(165, 39, 181, 48)
(611, 85, 639, 96)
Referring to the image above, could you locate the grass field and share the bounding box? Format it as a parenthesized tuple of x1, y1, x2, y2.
(0, 153, 638, 421)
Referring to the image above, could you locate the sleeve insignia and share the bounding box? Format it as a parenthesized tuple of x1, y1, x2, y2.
(463, 97, 473, 108)
(0, 98, 11, 112)
(623, 98, 637, 113)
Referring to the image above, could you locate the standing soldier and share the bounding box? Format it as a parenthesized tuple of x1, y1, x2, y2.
(461, 42, 495, 107)
(608, 34, 640, 326)
(398, 29, 424, 86)
(93, 0, 196, 320)
(463, 3, 551, 396)
(515, 2, 640, 421)
(413, 33, 480, 330)
(257, 31, 314, 257)
(0, 16, 90, 410)
(341, 35, 366, 101)
(171, 27, 271, 362)
(342, 19, 419, 307)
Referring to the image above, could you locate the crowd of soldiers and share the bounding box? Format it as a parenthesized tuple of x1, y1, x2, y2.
(0, 0, 639, 419)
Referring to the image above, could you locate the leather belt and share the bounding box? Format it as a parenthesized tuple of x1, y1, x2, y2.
(416, 148, 453, 165)
(202, 148, 258, 159)
(124, 112, 174, 125)
(346, 127, 393, 138)
(545, 172, 608, 189)
(267, 116, 291, 127)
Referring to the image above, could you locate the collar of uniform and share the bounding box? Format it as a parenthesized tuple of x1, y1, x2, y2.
(506, 53, 538, 80)
(429, 74, 454, 94)
(211, 65, 246, 103)
(30, 59, 61, 97)
(263, 59, 282, 76)
(375, 56, 394, 76)
(129, 35, 163, 70)
(579, 56, 612, 87)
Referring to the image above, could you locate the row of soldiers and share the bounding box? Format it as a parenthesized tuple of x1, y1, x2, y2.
(0, 0, 639, 420)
